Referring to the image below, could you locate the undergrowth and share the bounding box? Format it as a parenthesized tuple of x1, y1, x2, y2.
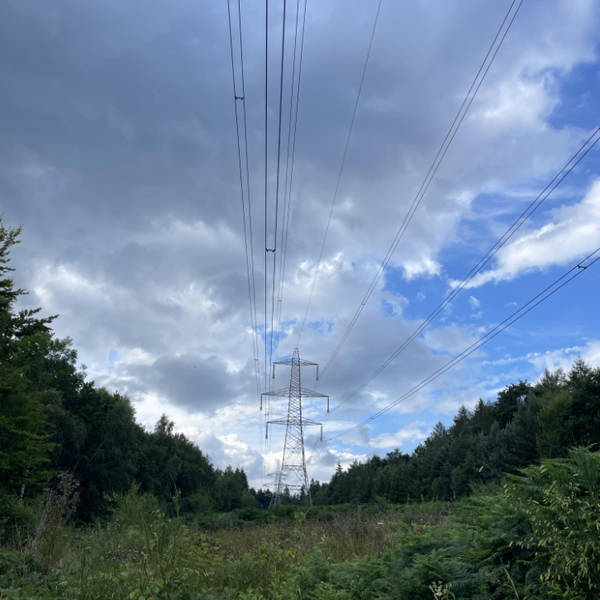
(2, 448, 600, 599)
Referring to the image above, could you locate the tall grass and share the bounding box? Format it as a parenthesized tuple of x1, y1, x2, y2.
(3, 451, 600, 599)
(0, 490, 445, 599)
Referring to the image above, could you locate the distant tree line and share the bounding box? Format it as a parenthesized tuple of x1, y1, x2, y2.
(0, 219, 254, 521)
(310, 360, 600, 504)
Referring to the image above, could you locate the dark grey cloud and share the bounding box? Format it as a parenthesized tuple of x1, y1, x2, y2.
(129, 353, 245, 413)
(1, 0, 237, 242)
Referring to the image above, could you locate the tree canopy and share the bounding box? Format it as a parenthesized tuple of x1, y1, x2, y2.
(0, 219, 255, 520)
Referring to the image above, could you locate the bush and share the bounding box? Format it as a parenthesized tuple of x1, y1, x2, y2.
(505, 447, 600, 599)
(3, 452, 600, 599)
(0, 494, 42, 549)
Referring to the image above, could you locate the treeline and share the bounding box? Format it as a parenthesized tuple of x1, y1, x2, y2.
(0, 220, 254, 522)
(311, 360, 600, 504)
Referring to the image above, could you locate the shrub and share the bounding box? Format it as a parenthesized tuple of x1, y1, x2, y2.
(505, 447, 600, 599)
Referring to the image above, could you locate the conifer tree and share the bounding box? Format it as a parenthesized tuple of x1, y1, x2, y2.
(0, 220, 55, 497)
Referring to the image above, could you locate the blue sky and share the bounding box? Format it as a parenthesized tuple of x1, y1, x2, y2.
(1, 0, 600, 486)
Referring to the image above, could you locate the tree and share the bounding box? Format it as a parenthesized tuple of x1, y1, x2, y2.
(495, 381, 531, 427)
(0, 220, 55, 497)
(536, 390, 573, 458)
(137, 415, 217, 515)
(0, 218, 255, 520)
(567, 360, 600, 447)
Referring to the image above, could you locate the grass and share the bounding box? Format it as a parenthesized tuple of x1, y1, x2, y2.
(4, 450, 600, 600)
(0, 493, 448, 599)
(208, 501, 449, 565)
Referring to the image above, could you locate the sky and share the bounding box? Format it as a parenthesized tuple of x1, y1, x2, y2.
(2, 0, 600, 488)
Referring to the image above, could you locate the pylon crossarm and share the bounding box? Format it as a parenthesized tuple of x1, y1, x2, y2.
(261, 387, 291, 409)
(261, 387, 291, 398)
(298, 359, 319, 366)
(273, 358, 318, 367)
(299, 388, 330, 412)
(272, 349, 319, 382)
(300, 418, 322, 427)
(272, 359, 290, 367)
(299, 387, 328, 398)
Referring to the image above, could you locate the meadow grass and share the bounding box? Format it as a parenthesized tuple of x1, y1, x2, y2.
(207, 501, 449, 565)
(0, 493, 448, 599)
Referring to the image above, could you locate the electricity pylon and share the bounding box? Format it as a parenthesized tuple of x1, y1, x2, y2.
(261, 348, 329, 505)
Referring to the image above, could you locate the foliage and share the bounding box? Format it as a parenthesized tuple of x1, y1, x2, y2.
(316, 362, 600, 506)
(0, 222, 56, 499)
(0, 218, 256, 524)
(2, 450, 600, 598)
(0, 494, 443, 599)
(504, 447, 600, 598)
(30, 472, 80, 565)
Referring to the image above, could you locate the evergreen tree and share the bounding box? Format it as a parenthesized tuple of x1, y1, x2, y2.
(0, 220, 55, 497)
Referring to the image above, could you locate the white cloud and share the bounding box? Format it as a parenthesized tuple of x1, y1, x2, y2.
(461, 178, 600, 288)
(402, 256, 441, 280)
(583, 340, 600, 367)
(32, 263, 105, 307)
(369, 422, 429, 449)
(475, 73, 556, 130)
(118, 347, 155, 366)
(527, 340, 600, 375)
(468, 295, 480, 309)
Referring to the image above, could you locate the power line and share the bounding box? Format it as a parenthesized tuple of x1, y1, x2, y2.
(268, 0, 288, 385)
(276, 0, 308, 343)
(297, 0, 384, 346)
(275, 0, 302, 343)
(263, 2, 289, 488)
(226, 0, 261, 400)
(272, 0, 288, 254)
(329, 245, 600, 441)
(330, 126, 600, 413)
(227, 0, 265, 482)
(237, 0, 261, 400)
(264, 0, 270, 390)
(320, 0, 524, 376)
(263, 0, 273, 489)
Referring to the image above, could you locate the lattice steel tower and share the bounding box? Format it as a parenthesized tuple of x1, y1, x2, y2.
(261, 348, 329, 505)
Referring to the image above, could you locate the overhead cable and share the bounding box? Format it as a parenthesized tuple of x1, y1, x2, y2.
(227, 0, 261, 400)
(275, 0, 307, 342)
(320, 0, 524, 376)
(268, 0, 288, 386)
(330, 126, 600, 412)
(264, 0, 270, 390)
(329, 245, 600, 441)
(296, 0, 384, 346)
